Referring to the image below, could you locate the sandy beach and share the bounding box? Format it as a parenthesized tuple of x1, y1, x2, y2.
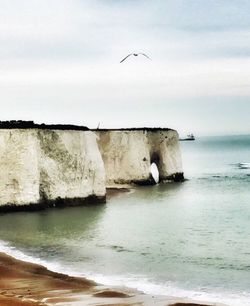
(0, 252, 221, 306)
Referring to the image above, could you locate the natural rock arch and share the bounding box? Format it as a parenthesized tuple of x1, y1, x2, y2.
(95, 128, 183, 187)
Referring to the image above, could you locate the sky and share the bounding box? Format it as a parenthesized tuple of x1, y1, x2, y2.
(0, 0, 250, 136)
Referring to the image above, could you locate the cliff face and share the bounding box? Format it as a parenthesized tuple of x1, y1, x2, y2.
(0, 129, 106, 210)
(38, 130, 106, 203)
(0, 123, 183, 211)
(0, 130, 40, 206)
(147, 130, 183, 181)
(95, 129, 183, 187)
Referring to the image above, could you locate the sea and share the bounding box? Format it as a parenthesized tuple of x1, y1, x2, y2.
(0, 135, 250, 306)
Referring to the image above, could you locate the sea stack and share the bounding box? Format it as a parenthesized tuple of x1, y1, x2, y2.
(94, 128, 183, 187)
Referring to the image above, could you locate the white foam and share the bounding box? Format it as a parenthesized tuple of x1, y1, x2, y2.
(0, 239, 63, 274)
(0, 240, 249, 306)
(238, 162, 250, 169)
(80, 273, 250, 306)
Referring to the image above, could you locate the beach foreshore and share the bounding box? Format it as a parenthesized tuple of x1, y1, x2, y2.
(0, 252, 225, 306)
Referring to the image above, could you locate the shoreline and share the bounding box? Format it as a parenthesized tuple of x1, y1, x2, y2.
(0, 251, 224, 306)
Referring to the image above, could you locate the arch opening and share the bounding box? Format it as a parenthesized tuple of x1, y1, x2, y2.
(150, 162, 159, 184)
(151, 152, 160, 164)
(150, 152, 161, 184)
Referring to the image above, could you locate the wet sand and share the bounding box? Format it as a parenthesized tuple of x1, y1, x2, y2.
(0, 252, 223, 306)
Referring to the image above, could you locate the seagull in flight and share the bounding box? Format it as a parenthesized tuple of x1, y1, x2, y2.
(120, 53, 151, 63)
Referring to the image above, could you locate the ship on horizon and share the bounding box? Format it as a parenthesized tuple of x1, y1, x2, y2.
(179, 133, 195, 141)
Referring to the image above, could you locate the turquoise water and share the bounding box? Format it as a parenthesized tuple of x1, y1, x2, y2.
(0, 135, 250, 305)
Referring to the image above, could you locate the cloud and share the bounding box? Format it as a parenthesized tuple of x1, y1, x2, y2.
(1, 0, 250, 61)
(0, 0, 249, 135)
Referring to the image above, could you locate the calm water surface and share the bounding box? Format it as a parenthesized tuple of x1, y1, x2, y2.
(0, 135, 250, 305)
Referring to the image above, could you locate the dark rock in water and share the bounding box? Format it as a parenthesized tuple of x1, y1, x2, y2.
(0, 195, 106, 213)
(93, 290, 131, 298)
(170, 304, 212, 306)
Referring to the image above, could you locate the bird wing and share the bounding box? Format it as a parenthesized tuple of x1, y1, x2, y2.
(120, 54, 133, 63)
(139, 53, 151, 60)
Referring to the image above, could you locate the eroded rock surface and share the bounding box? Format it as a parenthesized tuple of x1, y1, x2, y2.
(95, 128, 183, 187)
(0, 128, 106, 211)
(0, 123, 183, 211)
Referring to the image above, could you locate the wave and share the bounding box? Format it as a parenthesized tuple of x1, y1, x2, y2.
(1, 239, 250, 306)
(237, 162, 250, 169)
(0, 239, 64, 274)
(197, 174, 250, 181)
(193, 162, 250, 181)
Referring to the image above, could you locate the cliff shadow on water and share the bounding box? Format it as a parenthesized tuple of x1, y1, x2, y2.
(0, 204, 106, 255)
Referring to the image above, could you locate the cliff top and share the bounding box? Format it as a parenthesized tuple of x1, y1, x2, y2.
(0, 121, 173, 132)
(0, 121, 89, 131)
(93, 128, 173, 132)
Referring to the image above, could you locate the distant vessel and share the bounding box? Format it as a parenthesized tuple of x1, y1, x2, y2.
(180, 134, 195, 141)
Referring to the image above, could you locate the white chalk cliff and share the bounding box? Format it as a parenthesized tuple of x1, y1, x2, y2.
(0, 123, 183, 211)
(0, 129, 40, 206)
(95, 128, 183, 187)
(38, 129, 106, 203)
(0, 127, 106, 210)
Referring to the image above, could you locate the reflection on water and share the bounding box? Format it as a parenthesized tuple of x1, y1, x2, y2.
(0, 205, 106, 260)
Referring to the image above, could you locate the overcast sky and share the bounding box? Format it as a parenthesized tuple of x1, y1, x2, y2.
(1, 0, 250, 136)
